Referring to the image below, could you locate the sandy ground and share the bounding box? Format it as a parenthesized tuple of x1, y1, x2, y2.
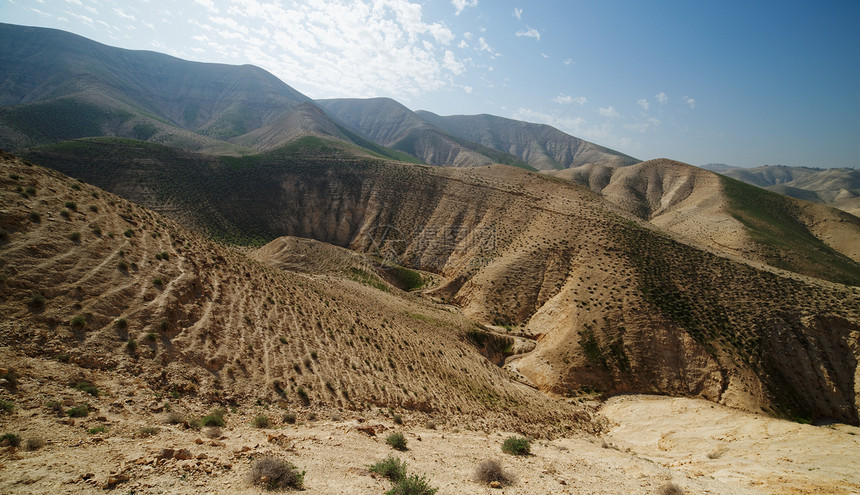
(601, 395, 860, 495)
(3, 392, 858, 494)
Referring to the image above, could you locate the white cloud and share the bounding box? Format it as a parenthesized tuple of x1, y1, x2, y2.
(656, 92, 668, 104)
(599, 106, 619, 118)
(513, 7, 522, 20)
(563, 58, 572, 66)
(64, 0, 83, 5)
(624, 117, 660, 133)
(541, 52, 548, 59)
(637, 98, 650, 110)
(113, 7, 134, 20)
(554, 94, 586, 106)
(684, 96, 696, 109)
(451, 0, 478, 16)
(457, 39, 468, 49)
(515, 26, 540, 41)
(513, 107, 632, 149)
(194, 0, 219, 14)
(191, 0, 463, 100)
(443, 49, 464, 74)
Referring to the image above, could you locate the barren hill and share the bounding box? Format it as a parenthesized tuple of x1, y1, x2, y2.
(552, 158, 860, 283)
(703, 164, 860, 217)
(415, 111, 641, 170)
(16, 141, 860, 425)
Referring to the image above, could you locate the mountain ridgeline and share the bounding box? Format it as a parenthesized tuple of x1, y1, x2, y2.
(3, 23, 860, 427)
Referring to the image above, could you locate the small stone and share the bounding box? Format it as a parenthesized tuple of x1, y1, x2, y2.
(103, 473, 129, 489)
(195, 438, 205, 444)
(489, 481, 502, 488)
(156, 448, 175, 460)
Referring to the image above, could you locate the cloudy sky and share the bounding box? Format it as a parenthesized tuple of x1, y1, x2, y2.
(3, 0, 860, 167)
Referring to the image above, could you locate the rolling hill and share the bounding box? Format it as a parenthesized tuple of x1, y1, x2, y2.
(15, 139, 860, 426)
(703, 164, 860, 217)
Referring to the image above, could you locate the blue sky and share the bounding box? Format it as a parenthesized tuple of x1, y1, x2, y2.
(3, 0, 860, 167)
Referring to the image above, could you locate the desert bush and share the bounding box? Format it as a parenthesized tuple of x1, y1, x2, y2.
(126, 339, 138, 352)
(501, 436, 531, 456)
(117, 260, 129, 271)
(424, 420, 437, 430)
(392, 413, 403, 425)
(67, 405, 89, 417)
(205, 426, 222, 439)
(70, 315, 86, 329)
(46, 401, 63, 414)
(71, 381, 100, 397)
(165, 411, 185, 425)
(1, 433, 21, 447)
(369, 455, 407, 483)
(88, 425, 106, 434)
(386, 474, 438, 495)
(386, 432, 408, 451)
(253, 414, 271, 428)
(282, 412, 297, 424)
(0, 228, 8, 242)
(659, 483, 685, 495)
(91, 225, 101, 236)
(153, 278, 163, 286)
(201, 408, 226, 427)
(248, 456, 305, 490)
(473, 459, 514, 486)
(64, 201, 77, 211)
(25, 186, 36, 195)
(145, 332, 157, 342)
(296, 386, 310, 406)
(136, 426, 159, 437)
(24, 437, 45, 450)
(28, 212, 41, 223)
(0, 399, 13, 413)
(114, 317, 128, 329)
(59, 210, 70, 219)
(27, 293, 46, 309)
(123, 229, 134, 238)
(68, 231, 81, 241)
(89, 205, 98, 213)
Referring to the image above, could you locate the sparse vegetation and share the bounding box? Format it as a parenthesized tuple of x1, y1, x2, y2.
(386, 474, 438, 495)
(501, 436, 531, 456)
(136, 426, 159, 437)
(123, 229, 134, 237)
(1, 433, 21, 447)
(64, 201, 77, 211)
(248, 456, 305, 490)
(70, 315, 87, 328)
(0, 399, 14, 414)
(24, 437, 45, 450)
(369, 455, 407, 483)
(71, 381, 100, 396)
(473, 459, 514, 486)
(386, 432, 408, 451)
(205, 426, 222, 439)
(659, 482, 685, 495)
(201, 408, 227, 427)
(68, 231, 81, 241)
(28, 211, 41, 223)
(27, 293, 46, 309)
(253, 414, 271, 428)
(88, 425, 107, 434)
(282, 412, 297, 424)
(67, 404, 89, 418)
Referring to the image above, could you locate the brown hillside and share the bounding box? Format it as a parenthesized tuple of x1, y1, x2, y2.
(0, 152, 593, 437)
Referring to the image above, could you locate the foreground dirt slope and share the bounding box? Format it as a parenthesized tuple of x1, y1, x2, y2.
(0, 152, 592, 435)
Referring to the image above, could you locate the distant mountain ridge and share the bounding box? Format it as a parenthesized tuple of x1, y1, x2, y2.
(703, 163, 860, 217)
(0, 22, 637, 169)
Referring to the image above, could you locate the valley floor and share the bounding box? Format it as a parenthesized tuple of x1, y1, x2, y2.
(2, 351, 857, 495)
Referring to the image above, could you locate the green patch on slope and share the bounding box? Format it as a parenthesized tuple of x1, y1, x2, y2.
(721, 176, 860, 286)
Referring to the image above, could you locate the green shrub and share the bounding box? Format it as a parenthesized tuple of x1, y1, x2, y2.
(70, 315, 87, 329)
(201, 408, 226, 427)
(253, 414, 271, 428)
(659, 483, 685, 495)
(153, 278, 163, 286)
(1, 433, 21, 447)
(24, 437, 45, 450)
(158, 319, 169, 331)
(0, 399, 14, 413)
(88, 205, 98, 213)
(0, 228, 8, 242)
(25, 186, 36, 195)
(386, 474, 438, 495)
(65, 201, 77, 211)
(117, 260, 129, 271)
(126, 339, 138, 352)
(71, 381, 100, 397)
(88, 425, 106, 434)
(114, 318, 128, 329)
(296, 386, 310, 406)
(29, 212, 41, 223)
(123, 229, 134, 238)
(68, 231, 81, 242)
(392, 413, 403, 425)
(91, 225, 102, 236)
(248, 456, 305, 490)
(369, 455, 407, 483)
(136, 427, 159, 437)
(282, 412, 297, 424)
(145, 332, 157, 341)
(386, 432, 408, 451)
(59, 210, 70, 219)
(27, 293, 46, 308)
(501, 436, 531, 456)
(67, 405, 89, 418)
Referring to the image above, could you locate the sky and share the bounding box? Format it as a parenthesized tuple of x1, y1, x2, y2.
(2, 0, 860, 168)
